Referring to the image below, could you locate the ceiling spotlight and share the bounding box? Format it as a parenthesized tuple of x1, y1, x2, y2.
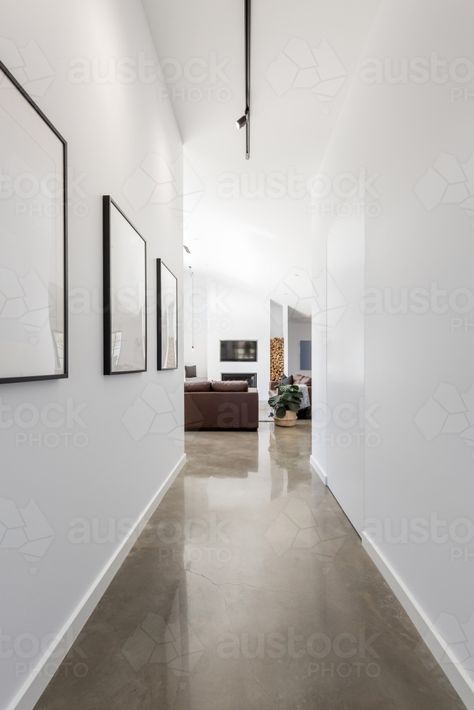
(236, 113, 248, 130)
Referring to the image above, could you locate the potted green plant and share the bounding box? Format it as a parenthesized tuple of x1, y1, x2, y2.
(268, 384, 303, 427)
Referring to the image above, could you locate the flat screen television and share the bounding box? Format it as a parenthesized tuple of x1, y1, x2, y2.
(220, 340, 258, 362)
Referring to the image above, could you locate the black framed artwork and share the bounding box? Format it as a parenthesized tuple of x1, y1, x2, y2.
(103, 196, 147, 375)
(0, 60, 68, 383)
(157, 259, 178, 370)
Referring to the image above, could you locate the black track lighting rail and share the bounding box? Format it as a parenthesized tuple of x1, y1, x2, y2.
(236, 0, 251, 158)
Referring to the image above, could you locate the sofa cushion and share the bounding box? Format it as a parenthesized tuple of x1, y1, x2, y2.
(185, 380, 211, 392)
(281, 375, 293, 385)
(185, 365, 197, 378)
(211, 380, 249, 392)
(294, 374, 311, 385)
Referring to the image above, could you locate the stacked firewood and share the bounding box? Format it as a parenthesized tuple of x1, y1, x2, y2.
(270, 337, 284, 382)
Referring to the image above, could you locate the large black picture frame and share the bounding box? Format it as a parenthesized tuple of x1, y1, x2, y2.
(157, 259, 178, 371)
(0, 60, 68, 384)
(103, 196, 147, 375)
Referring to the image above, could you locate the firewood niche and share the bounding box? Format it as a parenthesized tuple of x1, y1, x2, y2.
(270, 337, 284, 382)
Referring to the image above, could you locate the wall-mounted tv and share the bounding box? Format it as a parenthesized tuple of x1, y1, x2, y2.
(220, 340, 258, 362)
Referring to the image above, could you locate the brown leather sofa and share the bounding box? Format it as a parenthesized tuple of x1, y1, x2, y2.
(185, 380, 258, 431)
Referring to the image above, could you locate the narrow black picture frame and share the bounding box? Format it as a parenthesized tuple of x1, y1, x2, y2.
(0, 59, 68, 384)
(103, 196, 147, 375)
(157, 259, 178, 371)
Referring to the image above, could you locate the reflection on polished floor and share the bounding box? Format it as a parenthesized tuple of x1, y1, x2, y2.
(35, 423, 462, 710)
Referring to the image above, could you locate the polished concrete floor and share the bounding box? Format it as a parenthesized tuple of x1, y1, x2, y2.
(34, 423, 464, 710)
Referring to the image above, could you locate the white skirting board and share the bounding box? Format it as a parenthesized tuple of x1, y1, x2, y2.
(362, 532, 474, 710)
(9, 453, 187, 710)
(310, 454, 328, 486)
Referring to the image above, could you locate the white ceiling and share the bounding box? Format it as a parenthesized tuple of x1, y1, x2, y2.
(143, 0, 380, 314)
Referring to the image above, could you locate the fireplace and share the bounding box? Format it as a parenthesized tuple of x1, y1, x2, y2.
(222, 372, 257, 388)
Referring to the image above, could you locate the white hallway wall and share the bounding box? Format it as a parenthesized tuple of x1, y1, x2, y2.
(183, 269, 208, 378)
(270, 299, 283, 339)
(205, 277, 270, 397)
(0, 1, 183, 708)
(313, 0, 474, 705)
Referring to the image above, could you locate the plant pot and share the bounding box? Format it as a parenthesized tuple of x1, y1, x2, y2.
(274, 410, 298, 427)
